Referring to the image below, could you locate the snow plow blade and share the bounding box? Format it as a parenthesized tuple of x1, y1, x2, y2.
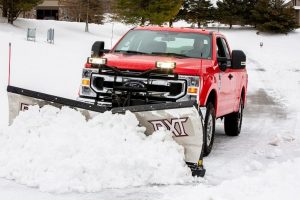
(7, 85, 205, 177)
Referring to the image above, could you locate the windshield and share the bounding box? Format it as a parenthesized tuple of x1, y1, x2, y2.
(114, 30, 212, 59)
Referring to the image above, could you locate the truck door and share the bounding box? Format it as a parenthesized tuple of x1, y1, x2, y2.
(216, 37, 234, 116)
(221, 38, 238, 111)
(221, 38, 241, 112)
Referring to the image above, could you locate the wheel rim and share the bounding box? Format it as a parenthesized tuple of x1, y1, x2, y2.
(206, 114, 213, 146)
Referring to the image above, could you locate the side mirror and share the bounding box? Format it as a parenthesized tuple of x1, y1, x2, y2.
(217, 57, 228, 72)
(232, 50, 246, 69)
(91, 41, 109, 57)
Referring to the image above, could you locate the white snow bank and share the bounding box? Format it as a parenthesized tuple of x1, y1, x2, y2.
(0, 106, 192, 193)
(163, 158, 300, 200)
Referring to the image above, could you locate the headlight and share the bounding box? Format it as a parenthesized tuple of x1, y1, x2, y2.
(88, 57, 107, 65)
(179, 75, 200, 99)
(156, 61, 176, 69)
(80, 86, 96, 97)
(82, 68, 98, 78)
(80, 68, 98, 98)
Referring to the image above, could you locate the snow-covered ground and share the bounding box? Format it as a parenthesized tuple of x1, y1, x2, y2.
(0, 18, 300, 199)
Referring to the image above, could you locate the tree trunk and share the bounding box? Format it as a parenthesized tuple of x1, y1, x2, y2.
(7, 0, 14, 24)
(197, 21, 201, 28)
(85, 0, 90, 32)
(2, 8, 8, 17)
(140, 17, 145, 26)
(169, 19, 173, 27)
(2, 0, 8, 17)
(8, 13, 14, 24)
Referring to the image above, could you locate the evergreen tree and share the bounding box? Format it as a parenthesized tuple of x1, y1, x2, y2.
(177, 0, 214, 28)
(252, 0, 297, 33)
(0, 0, 8, 17)
(240, 0, 257, 25)
(2, 0, 42, 24)
(112, 0, 183, 25)
(112, 0, 145, 25)
(59, 0, 104, 24)
(176, 0, 189, 20)
(147, 0, 183, 25)
(216, 0, 244, 28)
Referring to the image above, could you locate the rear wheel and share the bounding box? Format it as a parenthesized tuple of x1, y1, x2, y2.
(203, 102, 216, 156)
(224, 99, 244, 136)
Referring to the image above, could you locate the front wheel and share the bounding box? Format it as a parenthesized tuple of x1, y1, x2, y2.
(224, 99, 244, 136)
(203, 102, 216, 156)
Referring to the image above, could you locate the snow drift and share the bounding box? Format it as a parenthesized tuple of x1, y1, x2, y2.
(163, 158, 300, 200)
(0, 106, 192, 193)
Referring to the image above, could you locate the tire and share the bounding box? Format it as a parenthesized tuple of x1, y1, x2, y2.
(224, 99, 244, 136)
(203, 102, 216, 156)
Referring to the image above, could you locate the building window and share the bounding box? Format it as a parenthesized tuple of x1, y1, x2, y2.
(37, 9, 58, 20)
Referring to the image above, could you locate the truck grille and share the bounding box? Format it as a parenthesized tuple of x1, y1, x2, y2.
(90, 66, 187, 105)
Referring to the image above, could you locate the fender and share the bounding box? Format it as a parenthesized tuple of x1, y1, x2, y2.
(233, 72, 247, 112)
(199, 74, 218, 111)
(233, 86, 245, 112)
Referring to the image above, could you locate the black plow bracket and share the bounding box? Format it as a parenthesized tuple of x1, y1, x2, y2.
(7, 85, 196, 114)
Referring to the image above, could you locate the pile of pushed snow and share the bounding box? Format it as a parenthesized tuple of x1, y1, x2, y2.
(0, 106, 192, 193)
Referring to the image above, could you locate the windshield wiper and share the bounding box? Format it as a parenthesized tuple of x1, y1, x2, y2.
(114, 50, 148, 55)
(150, 52, 191, 58)
(114, 50, 192, 58)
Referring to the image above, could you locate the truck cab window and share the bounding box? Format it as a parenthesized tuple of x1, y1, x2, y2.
(221, 38, 231, 59)
(216, 37, 226, 58)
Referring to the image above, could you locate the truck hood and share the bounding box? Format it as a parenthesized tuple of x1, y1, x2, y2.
(104, 53, 212, 76)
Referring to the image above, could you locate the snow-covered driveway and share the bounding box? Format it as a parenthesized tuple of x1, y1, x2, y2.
(1, 61, 299, 200)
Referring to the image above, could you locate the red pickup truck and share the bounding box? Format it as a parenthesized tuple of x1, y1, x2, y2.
(79, 26, 248, 156)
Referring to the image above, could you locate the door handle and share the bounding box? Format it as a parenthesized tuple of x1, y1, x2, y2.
(228, 74, 233, 80)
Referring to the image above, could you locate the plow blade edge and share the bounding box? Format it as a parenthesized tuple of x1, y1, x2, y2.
(7, 85, 205, 176)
